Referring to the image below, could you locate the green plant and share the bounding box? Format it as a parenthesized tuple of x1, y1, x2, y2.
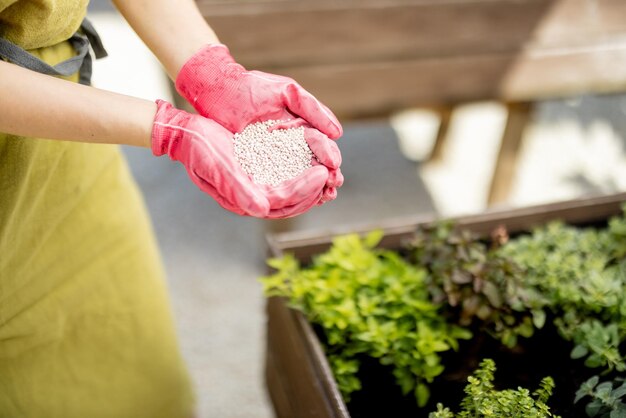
(575, 376, 626, 417)
(429, 359, 560, 418)
(409, 222, 543, 348)
(260, 231, 471, 406)
(607, 205, 626, 261)
(499, 216, 626, 372)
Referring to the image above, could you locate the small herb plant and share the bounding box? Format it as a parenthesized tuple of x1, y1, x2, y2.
(429, 359, 560, 418)
(575, 376, 626, 417)
(408, 222, 542, 348)
(499, 213, 626, 373)
(261, 231, 471, 406)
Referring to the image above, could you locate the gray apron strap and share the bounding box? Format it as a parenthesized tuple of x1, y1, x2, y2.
(0, 18, 108, 85)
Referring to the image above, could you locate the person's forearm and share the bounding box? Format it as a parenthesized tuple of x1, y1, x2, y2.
(0, 60, 155, 147)
(112, 0, 219, 80)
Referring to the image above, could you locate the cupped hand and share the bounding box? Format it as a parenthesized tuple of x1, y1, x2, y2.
(285, 121, 344, 206)
(151, 100, 331, 218)
(175, 44, 343, 140)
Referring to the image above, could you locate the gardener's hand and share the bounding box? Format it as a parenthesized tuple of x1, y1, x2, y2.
(174, 44, 344, 204)
(175, 44, 343, 139)
(152, 100, 330, 218)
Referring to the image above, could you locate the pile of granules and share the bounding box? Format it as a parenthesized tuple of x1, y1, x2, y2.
(233, 120, 313, 186)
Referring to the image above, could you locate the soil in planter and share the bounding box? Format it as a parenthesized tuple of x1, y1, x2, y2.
(330, 320, 600, 418)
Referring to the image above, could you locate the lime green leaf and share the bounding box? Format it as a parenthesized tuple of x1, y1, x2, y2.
(416, 383, 430, 407)
(363, 229, 384, 248)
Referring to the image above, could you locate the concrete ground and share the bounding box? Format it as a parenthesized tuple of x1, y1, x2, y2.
(87, 4, 626, 417)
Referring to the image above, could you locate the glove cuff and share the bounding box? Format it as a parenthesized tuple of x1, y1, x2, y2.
(175, 43, 237, 114)
(151, 99, 186, 158)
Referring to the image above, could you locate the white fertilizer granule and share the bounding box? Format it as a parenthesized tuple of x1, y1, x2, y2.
(233, 120, 314, 186)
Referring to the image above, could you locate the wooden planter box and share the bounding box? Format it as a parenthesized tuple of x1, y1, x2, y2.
(264, 192, 626, 418)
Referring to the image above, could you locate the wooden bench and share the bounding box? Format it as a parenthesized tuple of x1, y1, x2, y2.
(196, 0, 626, 204)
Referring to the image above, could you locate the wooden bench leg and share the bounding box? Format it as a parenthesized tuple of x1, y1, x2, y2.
(426, 106, 453, 163)
(487, 102, 533, 206)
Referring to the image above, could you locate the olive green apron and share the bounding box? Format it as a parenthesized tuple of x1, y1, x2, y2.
(0, 3, 194, 417)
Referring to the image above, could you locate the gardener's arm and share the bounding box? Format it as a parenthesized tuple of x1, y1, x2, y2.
(111, 0, 218, 79)
(114, 0, 344, 201)
(0, 60, 154, 147)
(110, 0, 342, 139)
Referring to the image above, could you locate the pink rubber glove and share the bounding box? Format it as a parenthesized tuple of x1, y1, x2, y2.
(277, 119, 344, 205)
(175, 44, 342, 139)
(152, 100, 329, 218)
(174, 44, 344, 204)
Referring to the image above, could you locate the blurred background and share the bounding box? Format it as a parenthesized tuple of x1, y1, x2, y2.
(88, 1, 626, 416)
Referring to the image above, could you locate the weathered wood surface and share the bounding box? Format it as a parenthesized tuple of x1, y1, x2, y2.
(199, 0, 626, 67)
(264, 192, 626, 418)
(198, 0, 626, 117)
(265, 296, 345, 418)
(266, 296, 351, 418)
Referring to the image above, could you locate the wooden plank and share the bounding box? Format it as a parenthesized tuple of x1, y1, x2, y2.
(199, 0, 626, 68)
(533, 0, 626, 43)
(265, 296, 338, 418)
(266, 41, 626, 117)
(266, 192, 626, 262)
(265, 348, 294, 418)
(487, 102, 533, 205)
(294, 311, 351, 418)
(499, 38, 626, 99)
(200, 0, 549, 67)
